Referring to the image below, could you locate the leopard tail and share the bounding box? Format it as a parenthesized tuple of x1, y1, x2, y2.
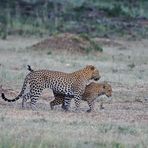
(27, 65, 34, 72)
(1, 78, 28, 102)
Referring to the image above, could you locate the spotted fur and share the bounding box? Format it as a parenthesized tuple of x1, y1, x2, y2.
(1, 65, 101, 111)
(50, 82, 112, 112)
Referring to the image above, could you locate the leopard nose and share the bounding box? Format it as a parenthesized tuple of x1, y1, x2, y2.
(95, 76, 101, 81)
(94, 77, 99, 81)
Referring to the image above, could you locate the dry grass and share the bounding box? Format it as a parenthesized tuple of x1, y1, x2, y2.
(0, 35, 148, 148)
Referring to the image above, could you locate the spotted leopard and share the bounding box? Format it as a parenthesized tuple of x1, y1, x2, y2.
(1, 65, 101, 111)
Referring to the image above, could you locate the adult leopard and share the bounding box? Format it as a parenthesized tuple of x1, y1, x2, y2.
(1, 65, 101, 111)
(27, 65, 111, 112)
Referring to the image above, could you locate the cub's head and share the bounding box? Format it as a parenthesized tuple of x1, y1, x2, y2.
(83, 65, 101, 81)
(100, 82, 112, 97)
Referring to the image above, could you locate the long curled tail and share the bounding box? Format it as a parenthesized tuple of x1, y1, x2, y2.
(1, 76, 28, 102)
(27, 65, 34, 72)
(1, 93, 20, 102)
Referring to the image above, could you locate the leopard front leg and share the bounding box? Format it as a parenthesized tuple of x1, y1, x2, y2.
(74, 94, 82, 112)
(63, 95, 81, 112)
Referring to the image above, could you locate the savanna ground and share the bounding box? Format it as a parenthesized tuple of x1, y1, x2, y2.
(0, 34, 148, 148)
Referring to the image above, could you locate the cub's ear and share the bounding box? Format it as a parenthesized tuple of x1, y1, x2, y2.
(86, 65, 95, 70)
(103, 84, 106, 89)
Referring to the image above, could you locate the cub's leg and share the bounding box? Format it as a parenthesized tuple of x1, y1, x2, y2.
(50, 92, 64, 110)
(100, 101, 104, 109)
(87, 100, 95, 112)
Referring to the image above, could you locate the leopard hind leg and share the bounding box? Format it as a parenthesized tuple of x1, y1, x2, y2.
(22, 92, 31, 109)
(30, 87, 43, 110)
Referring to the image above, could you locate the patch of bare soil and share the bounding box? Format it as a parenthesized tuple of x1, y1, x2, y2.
(30, 33, 102, 54)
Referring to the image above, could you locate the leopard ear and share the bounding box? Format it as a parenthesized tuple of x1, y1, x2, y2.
(87, 65, 95, 70)
(91, 65, 95, 70)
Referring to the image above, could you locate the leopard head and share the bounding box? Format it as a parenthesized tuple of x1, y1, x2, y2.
(83, 65, 101, 81)
(101, 82, 112, 97)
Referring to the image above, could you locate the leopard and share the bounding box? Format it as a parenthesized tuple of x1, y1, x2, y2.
(1, 65, 101, 111)
(50, 82, 112, 112)
(27, 65, 111, 112)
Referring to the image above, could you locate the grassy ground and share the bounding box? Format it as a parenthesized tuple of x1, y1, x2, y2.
(0, 35, 148, 147)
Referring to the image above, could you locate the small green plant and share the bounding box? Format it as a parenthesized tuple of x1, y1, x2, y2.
(79, 33, 91, 41)
(47, 51, 52, 55)
(79, 34, 103, 53)
(90, 40, 103, 52)
(111, 141, 125, 148)
(118, 126, 137, 135)
(128, 63, 135, 69)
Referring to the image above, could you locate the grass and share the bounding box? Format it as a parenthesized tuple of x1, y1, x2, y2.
(0, 109, 147, 148)
(0, 108, 147, 148)
(8, 19, 49, 37)
(0, 138, 126, 148)
(0, 36, 148, 148)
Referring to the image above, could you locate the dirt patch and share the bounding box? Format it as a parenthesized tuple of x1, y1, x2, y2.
(30, 33, 103, 54)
